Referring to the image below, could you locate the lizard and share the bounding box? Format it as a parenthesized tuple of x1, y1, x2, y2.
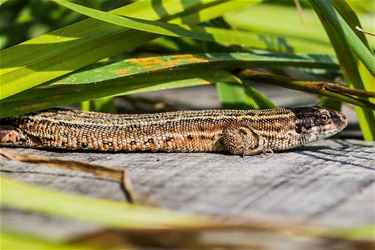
(0, 107, 347, 156)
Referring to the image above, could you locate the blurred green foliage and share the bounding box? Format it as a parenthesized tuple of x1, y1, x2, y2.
(2, 0, 372, 51)
(0, 0, 127, 49)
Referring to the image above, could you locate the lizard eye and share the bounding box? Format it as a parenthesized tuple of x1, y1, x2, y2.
(321, 114, 329, 122)
(239, 128, 248, 135)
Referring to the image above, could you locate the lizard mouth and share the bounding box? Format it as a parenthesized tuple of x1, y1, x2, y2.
(330, 110, 348, 131)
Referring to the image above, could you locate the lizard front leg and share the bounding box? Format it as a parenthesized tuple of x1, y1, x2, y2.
(222, 126, 270, 156)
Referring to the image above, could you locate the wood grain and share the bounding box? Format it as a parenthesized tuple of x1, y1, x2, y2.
(1, 139, 374, 242)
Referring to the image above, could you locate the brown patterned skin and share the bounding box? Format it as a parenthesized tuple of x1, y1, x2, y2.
(0, 107, 347, 155)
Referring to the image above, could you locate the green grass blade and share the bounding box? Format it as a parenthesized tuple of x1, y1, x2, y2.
(52, 0, 216, 41)
(1, 231, 95, 250)
(0, 176, 210, 229)
(216, 81, 275, 109)
(0, 0, 217, 75)
(0, 0, 248, 100)
(94, 97, 117, 113)
(80, 101, 92, 112)
(216, 77, 275, 110)
(1, 176, 373, 248)
(53, 53, 338, 85)
(224, 3, 329, 43)
(309, 0, 375, 76)
(224, 3, 331, 53)
(173, 0, 262, 25)
(330, 225, 375, 240)
(330, 0, 371, 48)
(330, 0, 375, 141)
(53, 0, 332, 54)
(309, 0, 375, 140)
(0, 70, 236, 118)
(224, 3, 374, 51)
(243, 82, 276, 109)
(0, 52, 338, 118)
(187, 26, 333, 53)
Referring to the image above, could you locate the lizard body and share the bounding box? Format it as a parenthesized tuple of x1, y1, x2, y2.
(0, 107, 347, 155)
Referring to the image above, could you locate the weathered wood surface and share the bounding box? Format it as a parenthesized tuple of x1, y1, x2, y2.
(1, 139, 374, 239)
(1, 85, 374, 248)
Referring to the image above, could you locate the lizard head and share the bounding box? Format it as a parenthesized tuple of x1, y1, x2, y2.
(292, 106, 348, 143)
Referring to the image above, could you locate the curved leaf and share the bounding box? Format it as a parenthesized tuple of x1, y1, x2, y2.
(0, 176, 210, 229)
(309, 0, 375, 76)
(309, 0, 375, 140)
(54, 53, 338, 85)
(54, 0, 332, 55)
(0, 52, 338, 118)
(0, 0, 250, 100)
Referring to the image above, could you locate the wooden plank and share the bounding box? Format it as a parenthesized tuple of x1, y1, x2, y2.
(1, 139, 374, 240)
(1, 85, 373, 246)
